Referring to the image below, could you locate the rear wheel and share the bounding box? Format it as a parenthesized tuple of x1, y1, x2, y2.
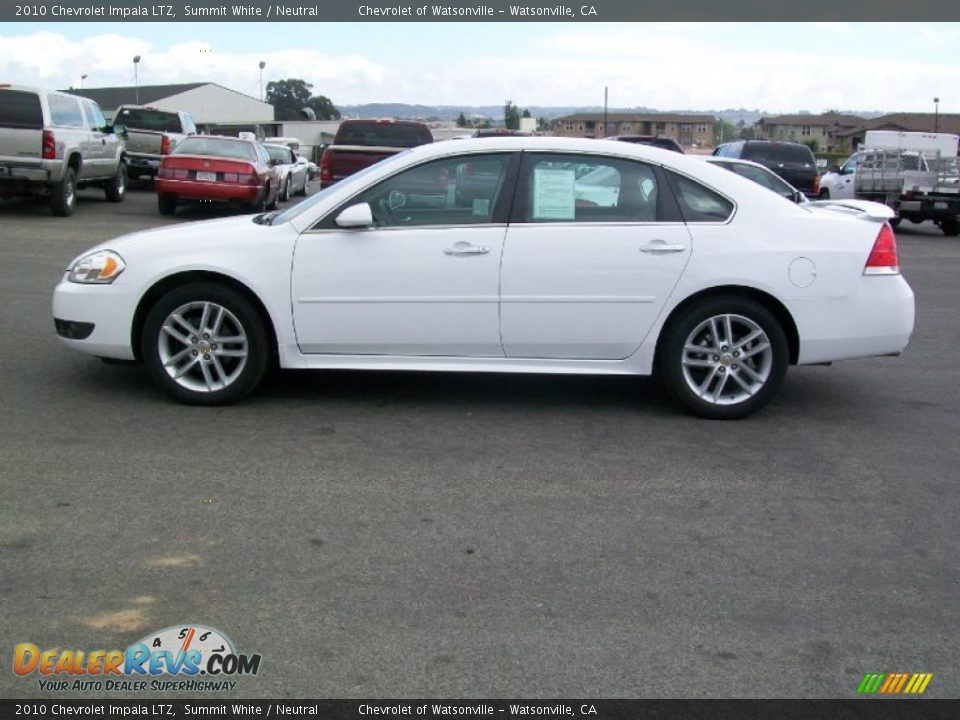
(889, 217, 901, 228)
(104, 163, 126, 202)
(50, 167, 77, 216)
(141, 282, 270, 405)
(660, 296, 789, 420)
(158, 193, 177, 216)
(940, 218, 959, 236)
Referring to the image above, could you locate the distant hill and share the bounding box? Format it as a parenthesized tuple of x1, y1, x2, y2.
(336, 104, 886, 125)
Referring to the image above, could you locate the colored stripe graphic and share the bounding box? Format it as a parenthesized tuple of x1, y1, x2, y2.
(857, 673, 932, 695)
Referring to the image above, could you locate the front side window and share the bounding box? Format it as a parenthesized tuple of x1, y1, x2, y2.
(47, 94, 84, 127)
(520, 154, 663, 223)
(346, 153, 514, 228)
(665, 171, 735, 223)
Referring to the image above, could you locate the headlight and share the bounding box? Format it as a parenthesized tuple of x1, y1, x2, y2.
(68, 250, 126, 284)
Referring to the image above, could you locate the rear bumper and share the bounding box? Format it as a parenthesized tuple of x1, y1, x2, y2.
(126, 154, 162, 176)
(155, 177, 262, 203)
(0, 158, 63, 189)
(793, 274, 915, 364)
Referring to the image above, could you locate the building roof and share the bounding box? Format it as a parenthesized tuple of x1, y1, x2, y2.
(837, 113, 960, 137)
(553, 112, 716, 124)
(758, 113, 864, 127)
(61, 83, 208, 108)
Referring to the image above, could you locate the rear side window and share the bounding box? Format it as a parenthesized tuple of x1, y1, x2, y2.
(116, 107, 184, 134)
(666, 171, 735, 223)
(335, 122, 433, 148)
(743, 143, 814, 165)
(0, 90, 43, 129)
(48, 94, 84, 127)
(519, 154, 669, 223)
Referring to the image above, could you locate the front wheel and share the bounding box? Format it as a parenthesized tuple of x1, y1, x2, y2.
(660, 297, 789, 419)
(141, 283, 270, 405)
(280, 177, 290, 202)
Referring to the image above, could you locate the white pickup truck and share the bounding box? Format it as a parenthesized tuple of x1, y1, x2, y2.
(819, 130, 960, 235)
(113, 105, 197, 180)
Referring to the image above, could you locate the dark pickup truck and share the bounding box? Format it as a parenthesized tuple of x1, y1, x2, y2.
(319, 119, 433, 188)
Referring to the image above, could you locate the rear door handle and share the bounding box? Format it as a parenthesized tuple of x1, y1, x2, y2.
(640, 240, 686, 254)
(444, 243, 490, 256)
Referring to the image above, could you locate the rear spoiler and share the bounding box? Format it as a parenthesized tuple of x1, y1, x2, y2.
(806, 199, 895, 221)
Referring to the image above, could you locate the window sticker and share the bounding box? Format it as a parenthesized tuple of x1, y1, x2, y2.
(533, 167, 576, 220)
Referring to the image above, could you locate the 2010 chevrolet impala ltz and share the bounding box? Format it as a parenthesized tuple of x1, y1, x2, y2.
(52, 137, 915, 419)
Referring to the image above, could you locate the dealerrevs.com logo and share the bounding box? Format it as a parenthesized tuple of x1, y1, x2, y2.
(13, 625, 261, 692)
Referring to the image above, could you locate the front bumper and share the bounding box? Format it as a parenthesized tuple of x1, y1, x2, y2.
(52, 278, 139, 360)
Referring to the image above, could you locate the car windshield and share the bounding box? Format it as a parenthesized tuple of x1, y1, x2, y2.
(743, 143, 814, 165)
(269, 152, 412, 225)
(264, 145, 293, 163)
(173, 137, 257, 161)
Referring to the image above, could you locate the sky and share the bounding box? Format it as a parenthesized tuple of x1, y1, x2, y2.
(1, 22, 958, 113)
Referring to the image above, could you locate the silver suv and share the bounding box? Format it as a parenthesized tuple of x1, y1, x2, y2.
(0, 85, 127, 216)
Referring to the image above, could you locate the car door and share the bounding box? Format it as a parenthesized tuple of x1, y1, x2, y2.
(291, 152, 519, 356)
(832, 154, 858, 199)
(80, 99, 111, 178)
(499, 152, 693, 360)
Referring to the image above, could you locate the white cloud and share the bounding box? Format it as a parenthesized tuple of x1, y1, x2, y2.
(1, 28, 956, 113)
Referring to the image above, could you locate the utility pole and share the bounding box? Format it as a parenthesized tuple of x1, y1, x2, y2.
(133, 56, 141, 103)
(603, 86, 608, 139)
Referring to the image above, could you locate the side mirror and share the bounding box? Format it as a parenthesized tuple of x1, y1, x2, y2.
(268, 158, 281, 167)
(108, 123, 128, 138)
(335, 203, 374, 228)
(793, 190, 806, 204)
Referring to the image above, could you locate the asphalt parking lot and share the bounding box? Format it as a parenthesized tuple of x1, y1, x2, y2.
(1, 184, 958, 699)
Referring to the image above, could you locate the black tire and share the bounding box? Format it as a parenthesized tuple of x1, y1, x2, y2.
(280, 177, 290, 202)
(940, 218, 959, 236)
(889, 217, 901, 228)
(50, 166, 77, 216)
(296, 176, 308, 196)
(266, 183, 278, 211)
(817, 189, 830, 200)
(141, 282, 270, 406)
(248, 187, 268, 213)
(104, 163, 126, 202)
(158, 193, 177, 216)
(660, 296, 789, 420)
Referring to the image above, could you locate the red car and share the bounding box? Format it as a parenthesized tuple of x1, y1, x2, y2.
(155, 135, 280, 215)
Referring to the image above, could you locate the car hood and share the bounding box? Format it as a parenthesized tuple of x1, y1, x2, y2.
(69, 214, 282, 267)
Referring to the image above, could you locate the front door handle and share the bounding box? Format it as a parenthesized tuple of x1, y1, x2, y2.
(444, 243, 490, 256)
(640, 240, 686, 254)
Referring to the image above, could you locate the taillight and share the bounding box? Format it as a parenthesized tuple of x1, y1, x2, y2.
(864, 223, 900, 275)
(812, 174, 819, 194)
(160, 134, 171, 155)
(320, 148, 332, 182)
(42, 130, 56, 159)
(223, 173, 239, 183)
(157, 166, 188, 179)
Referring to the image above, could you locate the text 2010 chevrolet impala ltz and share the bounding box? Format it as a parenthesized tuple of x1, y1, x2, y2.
(52, 138, 914, 419)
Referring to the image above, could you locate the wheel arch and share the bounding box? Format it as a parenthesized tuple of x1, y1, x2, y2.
(654, 285, 800, 366)
(130, 270, 279, 363)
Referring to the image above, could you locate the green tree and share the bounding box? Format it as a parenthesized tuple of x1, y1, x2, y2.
(803, 138, 820, 153)
(537, 117, 549, 132)
(716, 120, 738, 144)
(266, 78, 340, 121)
(456, 112, 468, 128)
(522, 109, 531, 119)
(504, 100, 520, 130)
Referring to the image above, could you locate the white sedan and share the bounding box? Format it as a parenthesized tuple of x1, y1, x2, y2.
(264, 143, 309, 202)
(52, 137, 915, 419)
